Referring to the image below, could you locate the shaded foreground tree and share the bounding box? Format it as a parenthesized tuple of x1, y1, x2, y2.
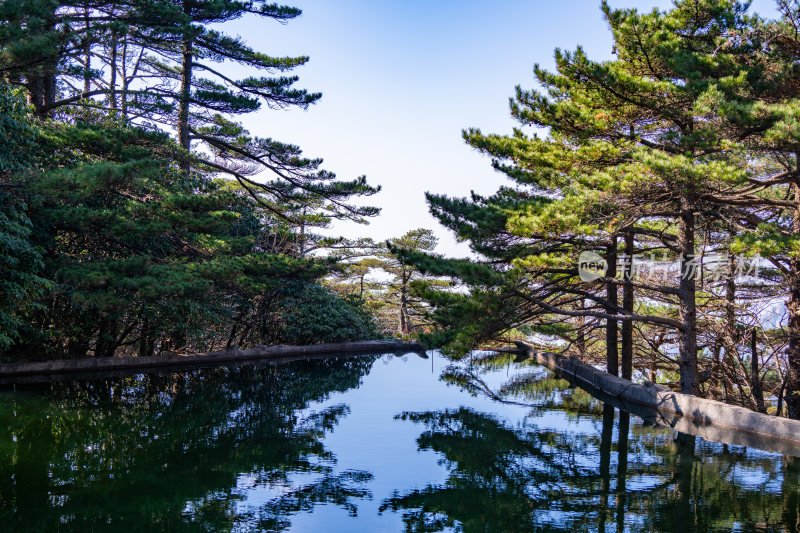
(0, 0, 381, 359)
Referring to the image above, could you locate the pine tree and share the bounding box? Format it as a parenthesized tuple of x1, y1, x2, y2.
(0, 86, 49, 349)
(717, 0, 800, 418)
(0, 0, 380, 218)
(0, 0, 381, 359)
(406, 0, 773, 395)
(382, 229, 441, 335)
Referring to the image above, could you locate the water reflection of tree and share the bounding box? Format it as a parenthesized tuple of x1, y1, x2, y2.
(440, 353, 600, 420)
(0, 356, 377, 532)
(383, 352, 800, 532)
(380, 407, 601, 532)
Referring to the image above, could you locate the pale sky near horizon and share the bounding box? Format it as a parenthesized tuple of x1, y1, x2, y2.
(227, 0, 780, 257)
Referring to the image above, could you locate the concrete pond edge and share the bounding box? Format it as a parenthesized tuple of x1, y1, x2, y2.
(0, 340, 423, 382)
(512, 341, 800, 456)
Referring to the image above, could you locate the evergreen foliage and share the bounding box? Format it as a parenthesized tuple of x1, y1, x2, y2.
(326, 229, 447, 336)
(0, 1, 381, 360)
(402, 0, 800, 412)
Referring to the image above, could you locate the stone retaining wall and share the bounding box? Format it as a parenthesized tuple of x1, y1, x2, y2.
(0, 340, 422, 383)
(514, 341, 800, 455)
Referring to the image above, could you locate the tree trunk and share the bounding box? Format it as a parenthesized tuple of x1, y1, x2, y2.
(83, 3, 91, 95)
(713, 343, 732, 403)
(782, 456, 800, 532)
(177, 2, 193, 171)
(399, 295, 411, 334)
(606, 237, 619, 377)
(95, 316, 118, 357)
(787, 183, 800, 419)
(178, 39, 192, 150)
(678, 196, 699, 394)
(616, 411, 630, 531)
(27, 8, 57, 118)
(29, 76, 56, 117)
(399, 271, 409, 334)
(139, 316, 155, 357)
(674, 433, 696, 527)
(121, 33, 129, 118)
(598, 405, 614, 531)
(109, 29, 118, 113)
(751, 327, 766, 413)
(723, 258, 739, 403)
(576, 299, 586, 358)
(298, 206, 307, 257)
(778, 373, 788, 418)
(621, 231, 634, 380)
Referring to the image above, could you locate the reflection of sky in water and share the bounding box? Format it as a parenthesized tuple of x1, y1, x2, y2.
(624, 474, 668, 492)
(283, 353, 799, 531)
(3, 351, 799, 532)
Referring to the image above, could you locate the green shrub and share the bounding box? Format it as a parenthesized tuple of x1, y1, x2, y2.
(273, 281, 381, 345)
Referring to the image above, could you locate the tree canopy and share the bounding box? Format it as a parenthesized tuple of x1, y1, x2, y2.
(0, 0, 381, 360)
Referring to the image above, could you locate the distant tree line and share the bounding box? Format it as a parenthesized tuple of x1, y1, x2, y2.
(398, 0, 800, 419)
(326, 228, 447, 337)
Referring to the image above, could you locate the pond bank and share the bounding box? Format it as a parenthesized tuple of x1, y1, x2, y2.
(0, 340, 422, 384)
(511, 341, 800, 454)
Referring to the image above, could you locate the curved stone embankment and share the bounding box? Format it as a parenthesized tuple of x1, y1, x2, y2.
(0, 340, 422, 384)
(512, 341, 800, 457)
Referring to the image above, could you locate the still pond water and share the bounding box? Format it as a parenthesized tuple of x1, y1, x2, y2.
(0, 351, 799, 532)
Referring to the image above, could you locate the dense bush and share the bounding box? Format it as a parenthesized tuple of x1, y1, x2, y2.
(263, 281, 381, 346)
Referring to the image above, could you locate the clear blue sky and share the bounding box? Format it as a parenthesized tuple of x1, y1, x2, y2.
(228, 0, 779, 257)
